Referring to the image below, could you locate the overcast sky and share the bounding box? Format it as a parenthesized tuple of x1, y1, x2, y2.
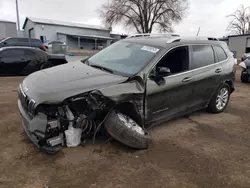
(0, 0, 249, 37)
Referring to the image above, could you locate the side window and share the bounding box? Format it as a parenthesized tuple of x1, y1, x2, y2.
(191, 45, 215, 69)
(214, 45, 227, 62)
(31, 39, 41, 43)
(17, 38, 29, 42)
(25, 49, 36, 57)
(1, 50, 12, 58)
(1, 49, 25, 60)
(155, 46, 189, 75)
(12, 49, 25, 57)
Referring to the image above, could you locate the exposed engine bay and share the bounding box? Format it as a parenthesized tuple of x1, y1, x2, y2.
(32, 90, 116, 152)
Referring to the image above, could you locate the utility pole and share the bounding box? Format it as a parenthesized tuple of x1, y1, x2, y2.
(196, 27, 200, 36)
(16, 0, 20, 30)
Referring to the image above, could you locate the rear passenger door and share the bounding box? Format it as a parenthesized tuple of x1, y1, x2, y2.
(189, 45, 224, 110)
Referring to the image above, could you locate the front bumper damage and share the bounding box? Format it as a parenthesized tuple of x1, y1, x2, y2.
(18, 100, 62, 154)
(18, 78, 145, 153)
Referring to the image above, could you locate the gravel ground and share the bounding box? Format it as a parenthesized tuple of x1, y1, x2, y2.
(0, 67, 250, 188)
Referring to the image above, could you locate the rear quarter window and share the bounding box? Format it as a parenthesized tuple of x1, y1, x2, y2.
(214, 45, 227, 62)
(30, 39, 42, 47)
(191, 45, 215, 70)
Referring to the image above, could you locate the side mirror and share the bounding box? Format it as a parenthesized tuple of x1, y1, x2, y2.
(156, 66, 171, 78)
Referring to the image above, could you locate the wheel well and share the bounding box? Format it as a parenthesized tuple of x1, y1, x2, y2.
(114, 102, 143, 126)
(225, 80, 234, 93)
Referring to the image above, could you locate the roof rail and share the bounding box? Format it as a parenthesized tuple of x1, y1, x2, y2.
(126, 33, 180, 38)
(166, 36, 219, 43)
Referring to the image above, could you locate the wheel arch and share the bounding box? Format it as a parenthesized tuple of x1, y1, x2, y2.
(223, 79, 235, 93)
(114, 102, 143, 126)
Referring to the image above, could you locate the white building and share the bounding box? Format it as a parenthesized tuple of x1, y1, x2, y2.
(22, 17, 117, 50)
(0, 20, 17, 39)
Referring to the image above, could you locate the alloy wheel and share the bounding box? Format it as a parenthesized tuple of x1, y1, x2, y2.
(216, 88, 229, 110)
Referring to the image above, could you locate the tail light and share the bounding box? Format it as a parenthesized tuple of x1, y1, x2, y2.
(42, 44, 46, 50)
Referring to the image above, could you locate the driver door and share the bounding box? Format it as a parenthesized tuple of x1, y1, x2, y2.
(145, 45, 194, 126)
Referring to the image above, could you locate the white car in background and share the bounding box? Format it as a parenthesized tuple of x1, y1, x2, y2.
(45, 41, 66, 49)
(44, 41, 67, 54)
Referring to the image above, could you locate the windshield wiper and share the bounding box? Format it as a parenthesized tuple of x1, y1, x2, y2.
(90, 64, 114, 74)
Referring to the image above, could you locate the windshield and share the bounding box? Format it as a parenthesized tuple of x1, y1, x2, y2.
(87, 41, 161, 76)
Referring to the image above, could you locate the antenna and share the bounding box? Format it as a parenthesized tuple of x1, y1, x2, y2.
(196, 27, 200, 36)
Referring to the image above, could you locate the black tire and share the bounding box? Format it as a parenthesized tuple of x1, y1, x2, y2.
(207, 83, 231, 113)
(241, 72, 248, 83)
(40, 62, 54, 70)
(104, 111, 152, 149)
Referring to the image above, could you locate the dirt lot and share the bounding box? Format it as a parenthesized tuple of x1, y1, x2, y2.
(0, 68, 250, 188)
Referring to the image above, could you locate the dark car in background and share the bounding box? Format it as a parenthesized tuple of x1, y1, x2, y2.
(0, 37, 46, 51)
(0, 46, 68, 76)
(240, 57, 250, 83)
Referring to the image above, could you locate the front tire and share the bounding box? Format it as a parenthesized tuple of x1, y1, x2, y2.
(207, 84, 231, 113)
(104, 111, 152, 149)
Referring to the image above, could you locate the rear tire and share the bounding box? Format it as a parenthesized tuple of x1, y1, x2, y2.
(207, 83, 231, 113)
(241, 73, 248, 83)
(104, 111, 152, 149)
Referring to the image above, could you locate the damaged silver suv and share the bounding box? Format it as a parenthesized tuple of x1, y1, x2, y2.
(18, 35, 236, 154)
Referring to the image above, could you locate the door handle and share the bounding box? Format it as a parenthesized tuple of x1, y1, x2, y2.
(215, 68, 222, 73)
(182, 77, 193, 82)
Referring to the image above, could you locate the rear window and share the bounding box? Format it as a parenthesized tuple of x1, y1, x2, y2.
(51, 41, 64, 44)
(17, 38, 29, 42)
(214, 45, 227, 62)
(191, 45, 215, 69)
(31, 39, 42, 43)
(2, 49, 25, 58)
(6, 38, 29, 43)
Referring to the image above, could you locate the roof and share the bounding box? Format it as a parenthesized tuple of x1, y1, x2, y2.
(57, 32, 115, 40)
(0, 19, 16, 24)
(23, 17, 109, 31)
(228, 34, 250, 38)
(110, 33, 128, 37)
(0, 46, 41, 52)
(123, 36, 223, 48)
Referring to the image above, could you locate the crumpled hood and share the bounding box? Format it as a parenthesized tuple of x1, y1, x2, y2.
(21, 61, 127, 104)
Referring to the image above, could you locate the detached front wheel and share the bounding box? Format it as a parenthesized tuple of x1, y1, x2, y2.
(104, 111, 152, 149)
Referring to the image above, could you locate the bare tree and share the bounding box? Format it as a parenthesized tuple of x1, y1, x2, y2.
(227, 5, 250, 35)
(99, 0, 189, 33)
